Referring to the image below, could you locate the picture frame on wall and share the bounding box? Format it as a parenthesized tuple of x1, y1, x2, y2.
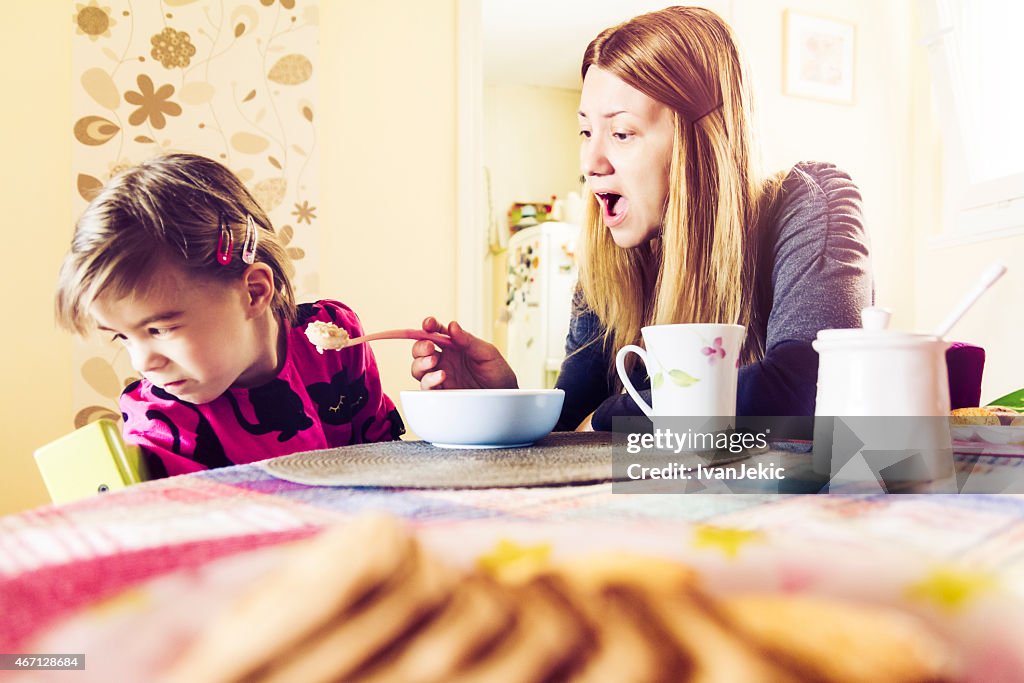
(783, 10, 856, 104)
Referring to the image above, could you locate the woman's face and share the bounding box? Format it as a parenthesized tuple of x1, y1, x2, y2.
(578, 66, 675, 248)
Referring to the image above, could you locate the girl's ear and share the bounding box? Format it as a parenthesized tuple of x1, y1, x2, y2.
(240, 263, 275, 317)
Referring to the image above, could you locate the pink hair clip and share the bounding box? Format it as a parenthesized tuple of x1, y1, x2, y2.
(216, 217, 233, 266)
(242, 215, 259, 265)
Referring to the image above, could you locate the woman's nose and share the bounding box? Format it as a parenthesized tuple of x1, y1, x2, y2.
(580, 137, 612, 178)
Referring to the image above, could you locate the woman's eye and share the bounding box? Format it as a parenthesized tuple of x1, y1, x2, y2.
(110, 333, 127, 343)
(148, 327, 174, 337)
(612, 131, 633, 141)
(578, 130, 592, 139)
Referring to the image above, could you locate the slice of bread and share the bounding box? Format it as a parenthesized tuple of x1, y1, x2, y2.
(253, 545, 456, 683)
(450, 576, 589, 683)
(167, 517, 959, 683)
(950, 407, 1000, 426)
(164, 514, 417, 683)
(719, 594, 955, 682)
(357, 576, 514, 683)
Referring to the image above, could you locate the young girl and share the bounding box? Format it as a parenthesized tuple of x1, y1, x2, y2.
(411, 7, 872, 432)
(56, 153, 404, 478)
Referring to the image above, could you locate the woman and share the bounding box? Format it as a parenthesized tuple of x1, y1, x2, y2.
(411, 6, 871, 431)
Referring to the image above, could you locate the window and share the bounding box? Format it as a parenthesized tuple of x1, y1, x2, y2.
(923, 0, 1024, 240)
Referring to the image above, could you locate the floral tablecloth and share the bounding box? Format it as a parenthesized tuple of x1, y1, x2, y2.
(3, 442, 1024, 681)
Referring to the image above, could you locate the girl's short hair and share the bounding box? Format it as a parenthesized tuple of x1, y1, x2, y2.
(56, 153, 297, 334)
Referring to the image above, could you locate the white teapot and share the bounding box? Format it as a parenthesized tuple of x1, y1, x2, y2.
(811, 307, 954, 485)
(812, 307, 951, 417)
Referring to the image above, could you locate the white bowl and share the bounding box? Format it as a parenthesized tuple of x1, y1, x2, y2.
(399, 389, 565, 448)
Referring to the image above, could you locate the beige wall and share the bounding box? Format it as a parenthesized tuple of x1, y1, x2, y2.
(1, 4, 73, 514)
(319, 1, 458, 420)
(731, 0, 917, 330)
(483, 84, 581, 352)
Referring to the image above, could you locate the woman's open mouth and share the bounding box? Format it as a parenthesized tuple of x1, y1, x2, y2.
(596, 192, 629, 228)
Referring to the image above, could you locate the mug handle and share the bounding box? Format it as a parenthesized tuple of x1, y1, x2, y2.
(615, 345, 654, 417)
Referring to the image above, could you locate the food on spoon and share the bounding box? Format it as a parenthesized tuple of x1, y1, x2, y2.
(305, 320, 350, 354)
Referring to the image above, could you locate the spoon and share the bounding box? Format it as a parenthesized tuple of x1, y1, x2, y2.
(306, 323, 454, 354)
(932, 263, 1007, 338)
(345, 329, 454, 348)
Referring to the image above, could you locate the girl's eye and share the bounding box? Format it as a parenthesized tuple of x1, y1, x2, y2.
(612, 131, 633, 141)
(578, 130, 592, 139)
(148, 327, 175, 337)
(110, 333, 127, 343)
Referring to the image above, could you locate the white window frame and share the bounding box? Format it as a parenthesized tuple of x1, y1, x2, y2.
(921, 0, 1024, 246)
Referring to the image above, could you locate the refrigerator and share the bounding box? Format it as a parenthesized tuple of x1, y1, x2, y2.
(505, 222, 580, 389)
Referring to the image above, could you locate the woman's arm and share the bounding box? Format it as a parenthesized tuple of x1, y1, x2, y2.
(554, 295, 614, 430)
(739, 161, 872, 418)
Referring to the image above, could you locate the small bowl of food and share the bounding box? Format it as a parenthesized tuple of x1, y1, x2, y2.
(399, 389, 565, 448)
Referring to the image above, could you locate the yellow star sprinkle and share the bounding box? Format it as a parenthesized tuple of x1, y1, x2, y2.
(476, 539, 552, 580)
(691, 525, 764, 559)
(905, 567, 997, 613)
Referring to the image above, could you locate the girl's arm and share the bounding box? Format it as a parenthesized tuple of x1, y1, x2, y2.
(349, 338, 406, 444)
(120, 382, 231, 477)
(312, 299, 406, 444)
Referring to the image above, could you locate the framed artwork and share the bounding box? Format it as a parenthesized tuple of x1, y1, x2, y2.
(783, 10, 856, 104)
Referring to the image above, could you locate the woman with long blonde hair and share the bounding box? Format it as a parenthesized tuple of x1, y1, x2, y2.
(411, 6, 871, 430)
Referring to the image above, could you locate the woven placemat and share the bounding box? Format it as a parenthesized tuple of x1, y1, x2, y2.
(260, 432, 753, 489)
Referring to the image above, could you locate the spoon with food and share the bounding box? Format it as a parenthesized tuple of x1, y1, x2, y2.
(305, 321, 453, 355)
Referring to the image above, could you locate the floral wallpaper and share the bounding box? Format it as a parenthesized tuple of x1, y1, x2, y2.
(71, 0, 319, 428)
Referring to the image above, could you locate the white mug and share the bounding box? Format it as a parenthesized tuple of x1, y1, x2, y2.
(615, 324, 745, 417)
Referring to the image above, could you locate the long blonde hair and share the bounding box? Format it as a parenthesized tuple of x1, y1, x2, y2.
(577, 6, 782, 377)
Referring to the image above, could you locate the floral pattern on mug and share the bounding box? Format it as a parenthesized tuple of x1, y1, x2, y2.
(702, 337, 727, 364)
(651, 369, 700, 389)
(668, 369, 699, 387)
(649, 353, 700, 390)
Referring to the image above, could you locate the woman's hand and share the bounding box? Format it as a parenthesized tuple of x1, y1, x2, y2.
(410, 317, 518, 390)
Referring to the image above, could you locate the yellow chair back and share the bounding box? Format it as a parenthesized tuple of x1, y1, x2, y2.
(34, 419, 149, 505)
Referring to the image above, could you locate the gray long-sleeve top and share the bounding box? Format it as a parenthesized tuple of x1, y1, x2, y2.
(553, 161, 873, 432)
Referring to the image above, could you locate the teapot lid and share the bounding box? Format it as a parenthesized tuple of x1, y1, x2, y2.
(814, 307, 945, 348)
(860, 306, 891, 331)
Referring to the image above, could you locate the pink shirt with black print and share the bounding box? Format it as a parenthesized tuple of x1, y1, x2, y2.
(120, 300, 404, 478)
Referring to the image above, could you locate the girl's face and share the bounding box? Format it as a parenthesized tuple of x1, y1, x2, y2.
(578, 66, 675, 248)
(91, 261, 276, 405)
